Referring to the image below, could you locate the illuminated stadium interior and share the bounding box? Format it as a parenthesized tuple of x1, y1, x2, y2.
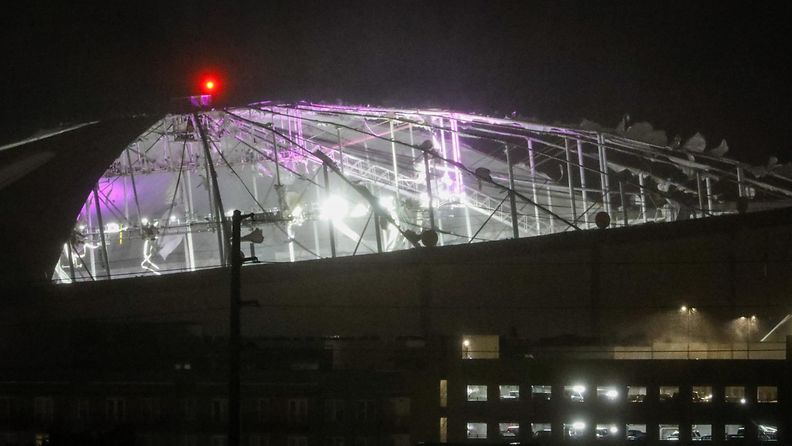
(54, 102, 792, 282)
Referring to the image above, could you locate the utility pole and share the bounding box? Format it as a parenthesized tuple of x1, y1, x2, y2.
(229, 210, 242, 446)
(228, 210, 262, 446)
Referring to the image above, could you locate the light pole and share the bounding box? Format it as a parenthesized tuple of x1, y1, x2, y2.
(681, 306, 696, 359)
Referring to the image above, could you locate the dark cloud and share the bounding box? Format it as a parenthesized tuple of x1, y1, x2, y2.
(3, 1, 791, 162)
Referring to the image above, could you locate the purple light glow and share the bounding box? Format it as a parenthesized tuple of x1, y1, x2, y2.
(190, 95, 212, 107)
(450, 116, 464, 195)
(298, 102, 578, 137)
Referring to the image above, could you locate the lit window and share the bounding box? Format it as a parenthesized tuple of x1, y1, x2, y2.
(34, 433, 50, 446)
(531, 423, 551, 440)
(466, 385, 487, 402)
(659, 386, 679, 402)
(596, 424, 619, 440)
(757, 424, 778, 442)
(659, 424, 679, 441)
(499, 385, 519, 400)
(467, 422, 487, 439)
(596, 386, 620, 402)
(692, 386, 713, 403)
(563, 385, 586, 402)
(439, 380, 448, 407)
(627, 386, 646, 403)
(692, 424, 711, 442)
(499, 422, 519, 438)
(531, 385, 551, 401)
(439, 417, 448, 443)
(725, 424, 745, 441)
(564, 421, 586, 440)
(626, 424, 646, 441)
(757, 386, 778, 403)
(724, 386, 746, 404)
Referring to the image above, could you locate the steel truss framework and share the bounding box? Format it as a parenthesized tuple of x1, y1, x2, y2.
(54, 102, 792, 282)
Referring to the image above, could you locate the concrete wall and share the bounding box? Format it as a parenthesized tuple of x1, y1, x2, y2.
(4, 207, 792, 344)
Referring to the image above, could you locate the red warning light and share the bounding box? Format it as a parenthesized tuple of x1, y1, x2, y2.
(201, 77, 219, 95)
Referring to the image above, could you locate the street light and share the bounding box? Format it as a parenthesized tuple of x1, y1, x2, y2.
(680, 306, 697, 359)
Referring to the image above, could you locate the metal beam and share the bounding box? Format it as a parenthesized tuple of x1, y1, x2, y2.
(92, 186, 112, 279)
(505, 145, 519, 239)
(194, 113, 229, 265)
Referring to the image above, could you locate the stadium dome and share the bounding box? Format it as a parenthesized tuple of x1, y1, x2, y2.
(52, 102, 792, 282)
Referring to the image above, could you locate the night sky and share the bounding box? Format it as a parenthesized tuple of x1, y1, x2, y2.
(4, 1, 791, 163)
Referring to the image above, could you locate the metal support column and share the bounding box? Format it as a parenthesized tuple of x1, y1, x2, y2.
(736, 166, 745, 198)
(618, 181, 628, 227)
(564, 138, 578, 225)
(165, 120, 174, 170)
(374, 213, 383, 253)
(124, 148, 143, 229)
(504, 145, 519, 239)
(312, 172, 322, 257)
(389, 120, 401, 205)
(92, 186, 112, 279)
(86, 199, 96, 279)
(66, 242, 76, 281)
(528, 139, 541, 235)
(547, 188, 555, 233)
(576, 139, 589, 228)
(639, 174, 648, 223)
(323, 164, 337, 258)
(695, 172, 705, 217)
(183, 164, 196, 271)
(336, 126, 345, 174)
(597, 134, 611, 217)
(195, 114, 229, 265)
(123, 175, 129, 222)
(423, 149, 436, 231)
(705, 177, 714, 213)
(270, 124, 287, 212)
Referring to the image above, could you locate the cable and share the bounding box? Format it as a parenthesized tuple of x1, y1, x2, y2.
(163, 137, 188, 230)
(227, 111, 423, 249)
(280, 103, 778, 219)
(240, 107, 579, 230)
(203, 128, 322, 260)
